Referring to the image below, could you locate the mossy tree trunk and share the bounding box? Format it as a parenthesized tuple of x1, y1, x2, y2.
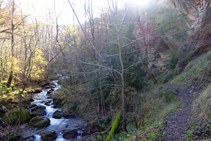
(106, 109, 122, 141)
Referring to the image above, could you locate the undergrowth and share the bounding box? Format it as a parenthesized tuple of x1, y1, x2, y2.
(112, 85, 181, 140)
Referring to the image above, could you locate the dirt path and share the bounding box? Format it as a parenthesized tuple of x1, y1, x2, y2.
(164, 84, 194, 141)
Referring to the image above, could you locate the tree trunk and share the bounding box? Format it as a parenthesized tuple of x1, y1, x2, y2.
(7, 0, 15, 88)
(117, 33, 127, 131)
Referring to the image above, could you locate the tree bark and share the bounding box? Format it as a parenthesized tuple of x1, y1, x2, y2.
(117, 33, 127, 131)
(7, 0, 15, 88)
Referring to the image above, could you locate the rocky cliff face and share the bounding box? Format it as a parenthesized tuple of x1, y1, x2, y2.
(133, 0, 211, 75)
(183, 0, 210, 34)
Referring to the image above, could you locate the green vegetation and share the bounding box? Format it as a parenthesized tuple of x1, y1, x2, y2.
(106, 109, 122, 141)
(0, 0, 211, 140)
(171, 51, 211, 85)
(3, 108, 31, 124)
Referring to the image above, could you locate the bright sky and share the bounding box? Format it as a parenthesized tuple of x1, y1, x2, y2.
(17, 0, 152, 25)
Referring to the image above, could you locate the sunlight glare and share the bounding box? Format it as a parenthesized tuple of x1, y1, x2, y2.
(124, 0, 152, 8)
(136, 0, 151, 7)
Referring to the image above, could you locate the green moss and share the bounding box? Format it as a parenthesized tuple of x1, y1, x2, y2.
(3, 108, 31, 124)
(171, 51, 211, 85)
(106, 109, 122, 141)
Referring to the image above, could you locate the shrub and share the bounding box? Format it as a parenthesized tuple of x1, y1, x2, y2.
(168, 57, 178, 69)
(6, 88, 10, 93)
(164, 92, 175, 103)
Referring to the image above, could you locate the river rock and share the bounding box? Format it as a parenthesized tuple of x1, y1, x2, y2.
(23, 96, 34, 105)
(41, 81, 50, 87)
(63, 129, 77, 139)
(34, 89, 42, 93)
(31, 105, 46, 115)
(45, 101, 51, 106)
(0, 97, 13, 105)
(3, 108, 31, 124)
(50, 83, 56, 87)
(9, 135, 22, 141)
(27, 90, 33, 94)
(31, 111, 44, 117)
(52, 110, 62, 119)
(44, 85, 51, 89)
(29, 104, 37, 108)
(40, 131, 57, 141)
(50, 85, 56, 88)
(29, 116, 50, 128)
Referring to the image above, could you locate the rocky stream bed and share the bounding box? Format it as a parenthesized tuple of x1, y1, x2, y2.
(0, 79, 92, 141)
(22, 80, 87, 141)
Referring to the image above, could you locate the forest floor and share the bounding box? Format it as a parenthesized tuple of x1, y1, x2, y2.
(164, 83, 196, 141)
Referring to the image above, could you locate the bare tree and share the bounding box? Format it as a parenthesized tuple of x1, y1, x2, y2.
(7, 0, 15, 87)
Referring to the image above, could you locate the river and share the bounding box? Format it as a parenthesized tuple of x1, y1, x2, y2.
(23, 80, 84, 141)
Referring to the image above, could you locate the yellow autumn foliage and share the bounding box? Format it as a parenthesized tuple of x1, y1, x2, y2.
(30, 46, 47, 78)
(7, 56, 20, 73)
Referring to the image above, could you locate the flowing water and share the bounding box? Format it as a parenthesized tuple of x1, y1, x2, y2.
(23, 80, 84, 141)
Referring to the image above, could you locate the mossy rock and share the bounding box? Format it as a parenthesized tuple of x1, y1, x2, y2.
(57, 78, 62, 85)
(0, 97, 13, 105)
(63, 129, 77, 139)
(31, 106, 46, 115)
(41, 81, 50, 87)
(52, 110, 62, 119)
(3, 108, 32, 124)
(29, 104, 37, 108)
(29, 116, 50, 128)
(89, 120, 105, 133)
(27, 90, 33, 94)
(5, 103, 18, 110)
(41, 130, 57, 141)
(34, 89, 42, 93)
(31, 111, 44, 117)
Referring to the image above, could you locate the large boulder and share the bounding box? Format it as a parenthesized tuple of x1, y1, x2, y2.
(3, 108, 31, 124)
(63, 129, 77, 139)
(29, 116, 50, 128)
(31, 105, 46, 115)
(52, 110, 62, 119)
(40, 131, 57, 141)
(0, 97, 13, 105)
